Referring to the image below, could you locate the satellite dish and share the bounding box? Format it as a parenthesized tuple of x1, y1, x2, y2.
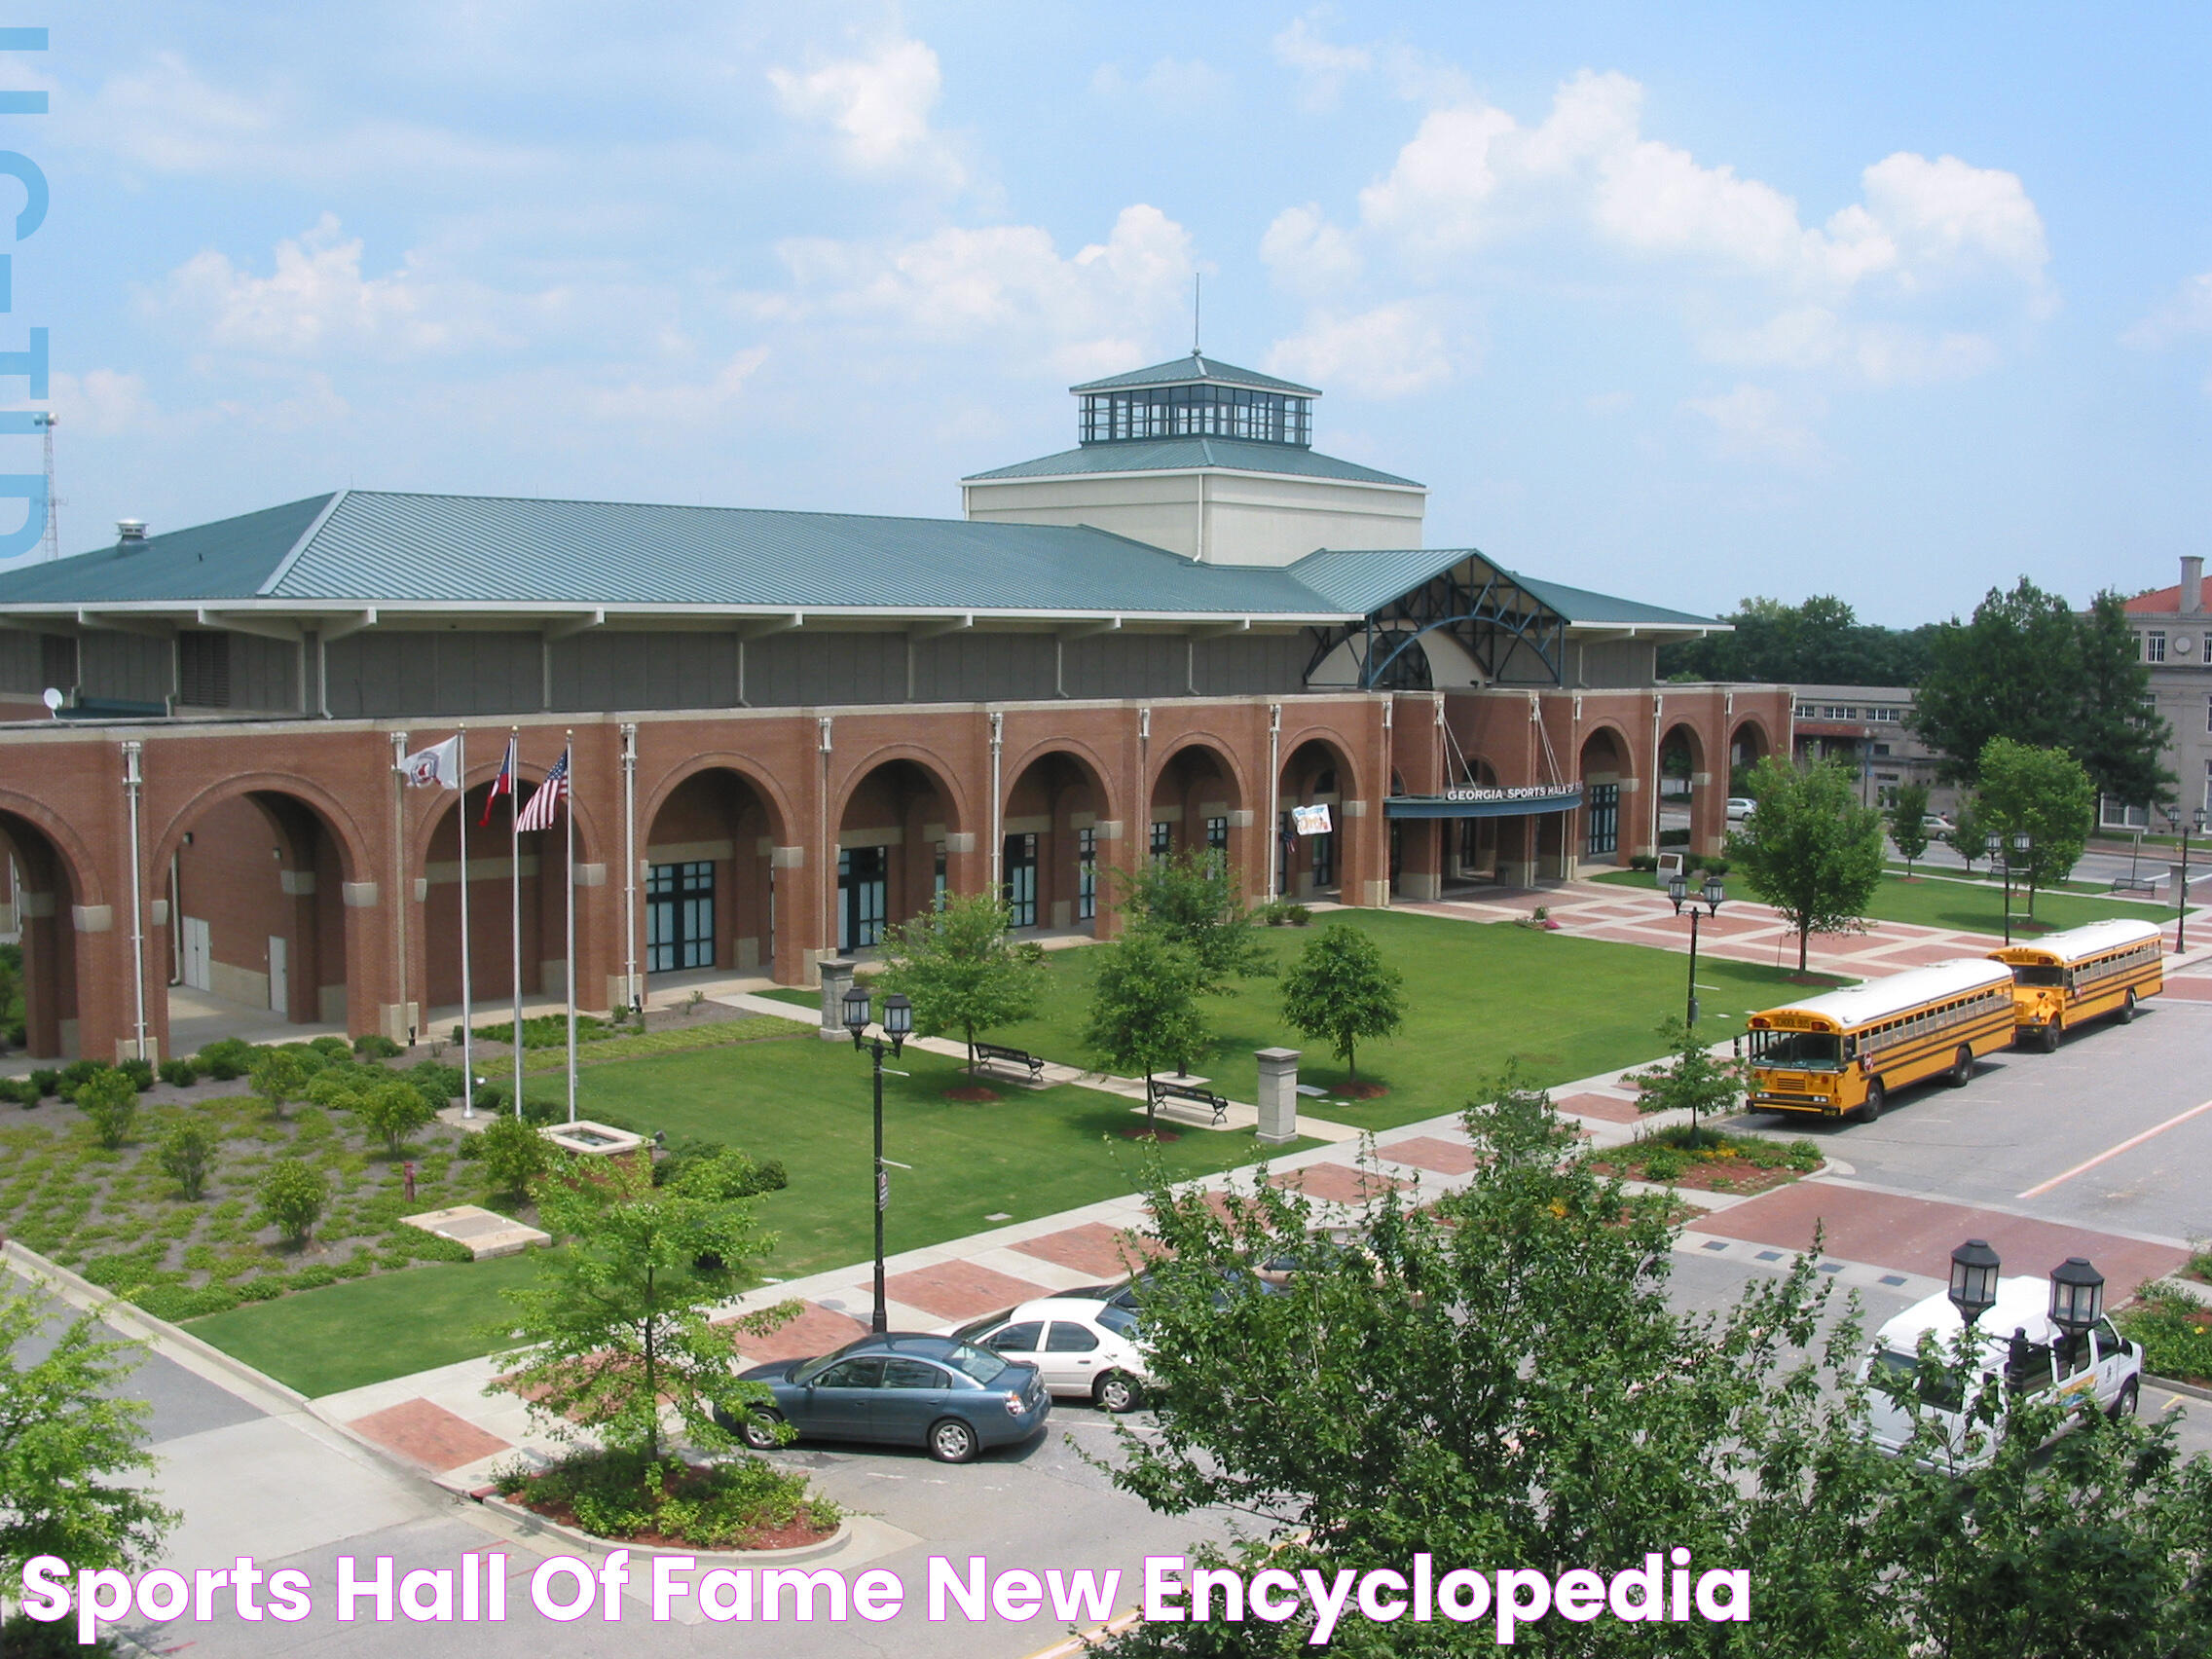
(40, 686, 62, 713)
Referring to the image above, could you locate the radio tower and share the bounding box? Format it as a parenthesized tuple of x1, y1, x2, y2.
(35, 411, 58, 560)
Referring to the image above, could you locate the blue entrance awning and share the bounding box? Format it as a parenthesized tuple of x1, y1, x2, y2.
(1384, 787, 1585, 820)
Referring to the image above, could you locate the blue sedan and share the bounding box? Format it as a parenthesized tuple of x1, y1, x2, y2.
(719, 1333, 1050, 1463)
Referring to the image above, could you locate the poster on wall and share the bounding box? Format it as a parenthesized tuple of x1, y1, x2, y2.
(1291, 803, 1333, 835)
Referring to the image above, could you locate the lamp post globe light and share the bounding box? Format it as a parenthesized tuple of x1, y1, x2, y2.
(2162, 805, 2205, 953)
(1666, 869, 1727, 1025)
(2047, 1256, 2105, 1370)
(840, 975, 912, 1335)
(1947, 1238, 2001, 1328)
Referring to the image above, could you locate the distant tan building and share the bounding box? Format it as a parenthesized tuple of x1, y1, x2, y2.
(1789, 685, 1957, 819)
(2119, 555, 2211, 829)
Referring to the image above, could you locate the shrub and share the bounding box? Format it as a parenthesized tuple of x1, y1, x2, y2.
(57, 1058, 110, 1099)
(353, 1032, 404, 1059)
(158, 1057, 200, 1088)
(249, 1047, 315, 1118)
(496, 1449, 837, 1550)
(306, 1071, 366, 1111)
(408, 1059, 466, 1105)
(1703, 857, 1731, 878)
(309, 1035, 353, 1062)
(1285, 903, 1313, 926)
(1629, 854, 1659, 872)
(0, 1076, 33, 1107)
(477, 1113, 550, 1200)
(159, 1120, 218, 1200)
(133, 1282, 242, 1322)
(76, 1067, 140, 1149)
(117, 1057, 157, 1092)
(358, 1079, 438, 1154)
(1638, 1145, 1689, 1183)
(255, 1158, 329, 1244)
(26, 1066, 58, 1098)
(2119, 1287, 2212, 1385)
(658, 1141, 787, 1198)
(195, 1038, 255, 1081)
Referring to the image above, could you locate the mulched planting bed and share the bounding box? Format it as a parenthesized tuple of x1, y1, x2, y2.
(1332, 1082, 1390, 1100)
(942, 1086, 1002, 1102)
(1588, 1130, 1824, 1198)
(497, 1452, 840, 1552)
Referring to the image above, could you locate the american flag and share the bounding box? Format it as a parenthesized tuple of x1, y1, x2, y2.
(514, 746, 570, 833)
(479, 736, 517, 827)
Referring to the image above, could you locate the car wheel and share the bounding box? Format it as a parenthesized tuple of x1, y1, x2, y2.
(737, 1410, 784, 1452)
(1094, 1371, 1140, 1414)
(2118, 989, 2137, 1025)
(2110, 1379, 2140, 1420)
(1858, 1079, 1886, 1124)
(927, 1417, 980, 1463)
(1948, 1045, 1974, 1088)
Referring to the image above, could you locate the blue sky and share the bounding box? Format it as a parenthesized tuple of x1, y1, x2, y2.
(5, 2, 2208, 623)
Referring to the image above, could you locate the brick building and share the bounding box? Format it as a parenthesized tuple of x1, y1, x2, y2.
(0, 352, 1788, 1062)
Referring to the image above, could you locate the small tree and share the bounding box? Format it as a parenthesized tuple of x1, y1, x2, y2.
(1084, 930, 1209, 1135)
(1887, 781, 1932, 878)
(0, 1293, 177, 1634)
(877, 890, 1048, 1068)
(1945, 791, 1992, 874)
(1977, 735, 2095, 920)
(255, 1157, 328, 1245)
(248, 1047, 314, 1120)
(487, 1153, 793, 1462)
(1730, 756, 1887, 973)
(357, 1078, 437, 1156)
(1627, 1017, 1750, 1148)
(1277, 921, 1406, 1083)
(75, 1067, 139, 1150)
(1117, 848, 1267, 993)
(158, 1120, 217, 1200)
(478, 1114, 549, 1203)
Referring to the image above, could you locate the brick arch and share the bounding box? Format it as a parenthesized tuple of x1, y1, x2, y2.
(151, 771, 372, 888)
(0, 796, 103, 1060)
(1576, 719, 1640, 779)
(832, 742, 971, 835)
(638, 753, 796, 850)
(1277, 726, 1365, 804)
(1146, 732, 1251, 812)
(1729, 717, 1775, 772)
(1000, 733, 1118, 826)
(0, 788, 103, 909)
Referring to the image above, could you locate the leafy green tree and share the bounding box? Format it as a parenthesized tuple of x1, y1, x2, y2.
(477, 1113, 549, 1203)
(1277, 921, 1405, 1082)
(1887, 780, 1933, 877)
(1945, 791, 1992, 873)
(0, 1293, 177, 1641)
(1627, 1017, 1749, 1146)
(1659, 593, 1937, 684)
(356, 1078, 437, 1155)
(157, 1119, 217, 1200)
(73, 1068, 138, 1150)
(876, 890, 1048, 1067)
(248, 1047, 314, 1120)
(1084, 930, 1209, 1134)
(2073, 590, 2176, 809)
(487, 1152, 793, 1461)
(1096, 1075, 1899, 1657)
(1116, 847, 1267, 993)
(1977, 736, 2095, 918)
(254, 1157, 328, 1245)
(1729, 756, 1887, 972)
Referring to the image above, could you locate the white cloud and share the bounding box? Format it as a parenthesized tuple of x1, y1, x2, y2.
(769, 34, 963, 186)
(1273, 13, 1372, 110)
(1260, 203, 1363, 299)
(1092, 57, 1228, 105)
(146, 215, 545, 358)
(1267, 302, 1455, 399)
(49, 369, 161, 437)
(1682, 383, 1826, 465)
(2123, 272, 2212, 348)
(757, 204, 1195, 380)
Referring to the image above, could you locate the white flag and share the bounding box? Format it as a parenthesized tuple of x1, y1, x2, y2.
(401, 735, 461, 790)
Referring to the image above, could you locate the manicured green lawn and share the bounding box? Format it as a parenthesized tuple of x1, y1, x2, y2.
(1591, 868, 2169, 937)
(187, 1251, 545, 1398)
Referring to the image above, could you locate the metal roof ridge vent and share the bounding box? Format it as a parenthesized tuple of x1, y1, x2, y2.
(116, 519, 147, 545)
(255, 488, 350, 598)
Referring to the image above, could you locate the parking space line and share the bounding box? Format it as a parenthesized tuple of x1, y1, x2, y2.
(2017, 1096, 2212, 1198)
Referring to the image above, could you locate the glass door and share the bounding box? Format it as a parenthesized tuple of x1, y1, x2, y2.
(645, 861, 716, 972)
(839, 846, 888, 950)
(1003, 832, 1038, 928)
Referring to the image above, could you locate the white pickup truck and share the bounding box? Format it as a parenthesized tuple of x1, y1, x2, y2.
(1858, 1276, 2143, 1464)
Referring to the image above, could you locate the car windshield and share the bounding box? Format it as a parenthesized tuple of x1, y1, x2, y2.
(1094, 1303, 1139, 1338)
(1870, 1347, 1966, 1413)
(940, 1342, 1014, 1385)
(1750, 1028, 1843, 1069)
(792, 1346, 862, 1385)
(2010, 965, 2064, 987)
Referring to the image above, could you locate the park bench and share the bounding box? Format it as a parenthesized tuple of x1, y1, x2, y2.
(2109, 875, 2157, 896)
(972, 1042, 1046, 1086)
(1148, 1076, 1229, 1126)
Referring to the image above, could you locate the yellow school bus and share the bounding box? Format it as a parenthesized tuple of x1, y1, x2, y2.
(1989, 917, 2163, 1052)
(1745, 959, 2016, 1124)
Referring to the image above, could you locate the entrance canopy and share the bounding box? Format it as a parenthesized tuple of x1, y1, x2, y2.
(1384, 786, 1585, 819)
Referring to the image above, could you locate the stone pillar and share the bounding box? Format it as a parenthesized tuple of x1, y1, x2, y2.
(1255, 1046, 1301, 1145)
(818, 956, 856, 1041)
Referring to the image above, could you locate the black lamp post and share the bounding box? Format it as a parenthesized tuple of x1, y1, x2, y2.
(1666, 869, 1727, 1025)
(2162, 805, 2205, 952)
(1947, 1238, 2001, 1328)
(842, 980, 912, 1334)
(2047, 1256, 2104, 1373)
(1987, 831, 2034, 944)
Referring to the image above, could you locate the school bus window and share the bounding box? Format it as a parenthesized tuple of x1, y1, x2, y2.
(1750, 1029, 1844, 1067)
(2013, 965, 2062, 986)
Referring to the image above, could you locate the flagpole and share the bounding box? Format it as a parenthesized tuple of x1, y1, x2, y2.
(564, 731, 578, 1126)
(457, 727, 474, 1118)
(510, 726, 524, 1122)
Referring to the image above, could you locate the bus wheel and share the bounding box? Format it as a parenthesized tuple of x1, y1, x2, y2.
(1947, 1046, 1974, 1088)
(2118, 989, 2137, 1024)
(2044, 1018, 2063, 1053)
(1859, 1080, 1886, 1124)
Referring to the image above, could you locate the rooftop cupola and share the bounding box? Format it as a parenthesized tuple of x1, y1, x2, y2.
(1073, 351, 1317, 448)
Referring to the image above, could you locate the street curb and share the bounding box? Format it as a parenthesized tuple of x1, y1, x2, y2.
(2145, 1373, 2212, 1404)
(0, 1236, 310, 1414)
(473, 1492, 858, 1565)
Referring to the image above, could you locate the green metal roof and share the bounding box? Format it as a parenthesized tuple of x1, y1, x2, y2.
(0, 495, 336, 604)
(1285, 546, 1719, 629)
(964, 436, 1419, 488)
(1507, 571, 1717, 628)
(1069, 353, 1321, 396)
